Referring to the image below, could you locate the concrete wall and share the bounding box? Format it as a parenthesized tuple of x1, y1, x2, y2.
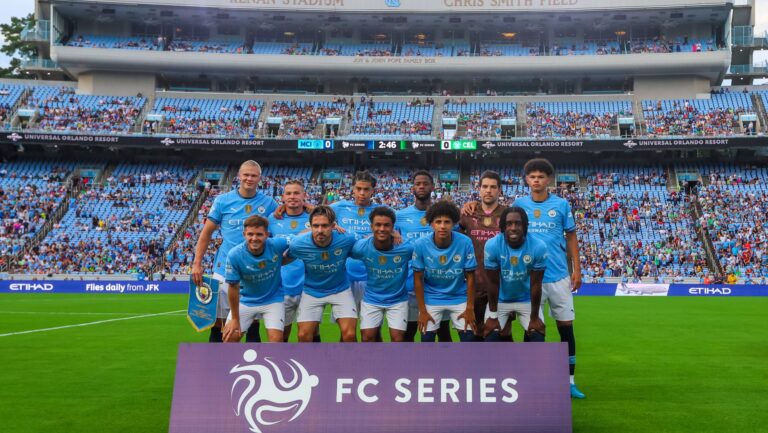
(634, 76, 713, 100)
(77, 71, 156, 97)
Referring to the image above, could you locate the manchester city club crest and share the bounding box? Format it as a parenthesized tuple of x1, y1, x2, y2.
(334, 248, 343, 256)
(453, 254, 462, 263)
(439, 255, 448, 265)
(523, 255, 533, 264)
(548, 209, 557, 218)
(272, 254, 278, 262)
(420, 217, 428, 226)
(195, 282, 213, 304)
(245, 204, 253, 214)
(258, 261, 266, 269)
(533, 209, 542, 219)
(321, 251, 330, 261)
(511, 256, 519, 266)
(378, 256, 387, 265)
(393, 255, 402, 263)
(357, 207, 366, 217)
(290, 220, 298, 229)
(257, 206, 266, 214)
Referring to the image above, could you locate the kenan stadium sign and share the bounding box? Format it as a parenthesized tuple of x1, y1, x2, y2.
(169, 343, 571, 433)
(3, 132, 766, 152)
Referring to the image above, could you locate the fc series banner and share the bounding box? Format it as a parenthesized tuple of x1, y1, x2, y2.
(3, 132, 766, 152)
(169, 343, 572, 433)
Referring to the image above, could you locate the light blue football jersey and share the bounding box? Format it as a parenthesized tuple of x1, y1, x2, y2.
(207, 189, 278, 276)
(224, 238, 288, 306)
(287, 231, 356, 298)
(350, 238, 413, 306)
(484, 234, 548, 303)
(268, 212, 310, 297)
(330, 200, 380, 282)
(512, 194, 576, 283)
(412, 232, 477, 305)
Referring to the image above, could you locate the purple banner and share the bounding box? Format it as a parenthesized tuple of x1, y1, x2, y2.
(169, 343, 571, 433)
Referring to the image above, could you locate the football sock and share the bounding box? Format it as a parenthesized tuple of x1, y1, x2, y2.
(458, 330, 476, 342)
(557, 324, 576, 376)
(421, 331, 437, 342)
(437, 320, 452, 342)
(209, 327, 223, 343)
(404, 321, 418, 342)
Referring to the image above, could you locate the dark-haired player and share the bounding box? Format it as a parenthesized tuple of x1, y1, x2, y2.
(483, 207, 547, 342)
(513, 158, 585, 399)
(413, 201, 477, 342)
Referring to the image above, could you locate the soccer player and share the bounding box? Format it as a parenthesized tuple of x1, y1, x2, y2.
(483, 207, 547, 342)
(413, 201, 478, 342)
(267, 180, 311, 342)
(513, 158, 585, 399)
(330, 170, 379, 311)
(288, 205, 358, 343)
(459, 170, 508, 340)
(222, 216, 287, 343)
(192, 160, 277, 343)
(351, 207, 412, 342)
(396, 170, 453, 342)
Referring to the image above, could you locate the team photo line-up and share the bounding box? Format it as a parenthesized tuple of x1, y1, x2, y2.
(191, 157, 585, 399)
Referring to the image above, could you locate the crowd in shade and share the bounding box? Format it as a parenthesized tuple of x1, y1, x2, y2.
(526, 105, 619, 138)
(163, 187, 222, 275)
(11, 166, 196, 275)
(281, 44, 312, 55)
(0, 167, 71, 266)
(349, 119, 433, 136)
(32, 88, 144, 134)
(696, 168, 768, 282)
(643, 101, 746, 137)
(443, 102, 513, 139)
(270, 100, 347, 138)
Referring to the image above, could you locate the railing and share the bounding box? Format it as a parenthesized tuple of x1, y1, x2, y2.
(20, 59, 60, 71)
(728, 65, 768, 74)
(20, 20, 49, 43)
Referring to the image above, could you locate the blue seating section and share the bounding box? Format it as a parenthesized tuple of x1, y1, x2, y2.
(401, 44, 452, 57)
(252, 42, 313, 55)
(167, 39, 244, 53)
(269, 100, 347, 138)
(0, 85, 26, 109)
(66, 35, 160, 50)
(444, 102, 516, 139)
(526, 101, 630, 138)
(643, 94, 752, 136)
(350, 102, 434, 138)
(32, 91, 146, 133)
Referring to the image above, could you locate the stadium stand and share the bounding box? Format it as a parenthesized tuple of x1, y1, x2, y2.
(147, 98, 262, 136)
(66, 35, 161, 50)
(162, 186, 223, 275)
(0, 84, 26, 128)
(642, 93, 754, 136)
(14, 163, 198, 275)
(349, 98, 434, 138)
(0, 161, 75, 267)
(268, 99, 347, 138)
(443, 101, 516, 139)
(526, 101, 632, 138)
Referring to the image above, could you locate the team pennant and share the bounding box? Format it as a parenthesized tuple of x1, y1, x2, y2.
(186, 275, 219, 332)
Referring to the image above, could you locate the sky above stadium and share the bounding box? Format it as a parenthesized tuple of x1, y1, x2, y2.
(0, 0, 766, 83)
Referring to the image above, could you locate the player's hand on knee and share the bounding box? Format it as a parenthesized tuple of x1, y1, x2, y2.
(527, 316, 545, 335)
(460, 201, 477, 217)
(483, 318, 501, 338)
(223, 320, 241, 342)
(417, 311, 435, 334)
(459, 309, 476, 333)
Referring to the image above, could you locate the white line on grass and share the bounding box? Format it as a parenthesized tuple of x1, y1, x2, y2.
(0, 311, 187, 316)
(0, 310, 185, 337)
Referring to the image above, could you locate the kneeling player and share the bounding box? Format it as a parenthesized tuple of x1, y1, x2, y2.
(414, 201, 478, 342)
(483, 207, 547, 342)
(222, 216, 287, 343)
(351, 207, 412, 342)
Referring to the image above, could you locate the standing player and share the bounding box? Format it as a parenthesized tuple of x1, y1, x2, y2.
(413, 201, 478, 342)
(459, 170, 508, 340)
(396, 170, 453, 342)
(288, 206, 358, 343)
(483, 207, 548, 342)
(330, 170, 380, 311)
(192, 160, 277, 343)
(513, 158, 585, 399)
(351, 207, 413, 342)
(267, 180, 311, 342)
(222, 216, 287, 343)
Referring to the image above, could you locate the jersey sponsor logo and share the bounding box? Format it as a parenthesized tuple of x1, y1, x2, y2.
(510, 256, 519, 266)
(523, 255, 532, 264)
(453, 254, 462, 263)
(378, 256, 387, 265)
(230, 349, 319, 433)
(439, 255, 448, 265)
(533, 209, 542, 219)
(245, 204, 253, 214)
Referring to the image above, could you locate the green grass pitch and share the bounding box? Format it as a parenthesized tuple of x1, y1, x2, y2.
(1, 294, 767, 433)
